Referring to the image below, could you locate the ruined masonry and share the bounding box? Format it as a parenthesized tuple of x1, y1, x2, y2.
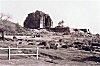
(24, 10, 53, 29)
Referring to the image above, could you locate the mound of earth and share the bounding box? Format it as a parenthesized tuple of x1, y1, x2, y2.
(0, 19, 27, 34)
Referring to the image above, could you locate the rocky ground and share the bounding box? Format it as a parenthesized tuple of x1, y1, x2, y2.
(0, 29, 100, 66)
(0, 36, 100, 66)
(0, 48, 100, 66)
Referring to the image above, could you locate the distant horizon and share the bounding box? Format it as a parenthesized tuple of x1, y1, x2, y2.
(0, 0, 100, 34)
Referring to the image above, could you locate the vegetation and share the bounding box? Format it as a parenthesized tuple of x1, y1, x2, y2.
(0, 13, 27, 34)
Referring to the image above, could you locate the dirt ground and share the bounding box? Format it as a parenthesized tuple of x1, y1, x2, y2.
(0, 47, 100, 66)
(0, 34, 100, 66)
(0, 59, 97, 66)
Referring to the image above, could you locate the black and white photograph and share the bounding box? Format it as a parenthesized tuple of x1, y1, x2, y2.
(0, 0, 100, 66)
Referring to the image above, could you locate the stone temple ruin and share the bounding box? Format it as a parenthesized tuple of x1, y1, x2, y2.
(23, 10, 71, 33)
(23, 10, 91, 34)
(24, 10, 53, 29)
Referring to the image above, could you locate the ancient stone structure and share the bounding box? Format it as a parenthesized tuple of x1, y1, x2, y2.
(24, 10, 53, 29)
(48, 27, 70, 33)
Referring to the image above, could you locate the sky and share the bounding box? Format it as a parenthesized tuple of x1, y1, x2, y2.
(0, 0, 100, 34)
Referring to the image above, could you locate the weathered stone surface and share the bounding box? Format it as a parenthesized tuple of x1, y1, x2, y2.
(47, 27, 70, 33)
(24, 10, 53, 29)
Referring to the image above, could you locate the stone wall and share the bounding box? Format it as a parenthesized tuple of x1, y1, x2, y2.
(45, 27, 70, 33)
(24, 10, 53, 29)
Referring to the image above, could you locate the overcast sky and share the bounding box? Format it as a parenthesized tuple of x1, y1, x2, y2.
(0, 0, 100, 34)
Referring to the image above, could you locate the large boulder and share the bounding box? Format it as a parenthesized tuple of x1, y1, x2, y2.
(24, 10, 53, 29)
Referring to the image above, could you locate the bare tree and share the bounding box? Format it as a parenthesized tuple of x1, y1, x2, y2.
(0, 13, 4, 20)
(5, 14, 11, 21)
(0, 13, 11, 21)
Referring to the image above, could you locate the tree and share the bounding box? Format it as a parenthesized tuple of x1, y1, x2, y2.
(0, 13, 11, 21)
(0, 13, 3, 19)
(58, 20, 64, 27)
(15, 23, 21, 33)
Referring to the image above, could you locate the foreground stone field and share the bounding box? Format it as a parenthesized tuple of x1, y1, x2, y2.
(0, 41, 100, 66)
(0, 31, 100, 66)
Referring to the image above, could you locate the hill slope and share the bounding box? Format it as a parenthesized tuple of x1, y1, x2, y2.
(0, 19, 27, 34)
